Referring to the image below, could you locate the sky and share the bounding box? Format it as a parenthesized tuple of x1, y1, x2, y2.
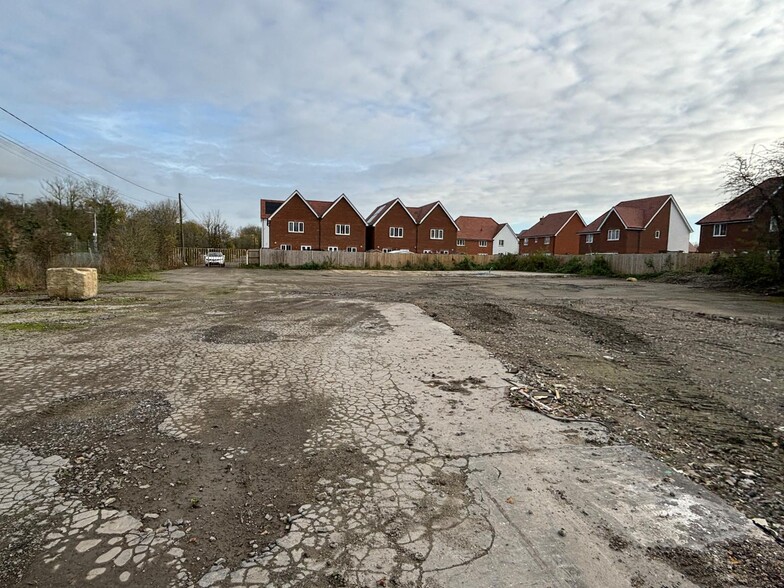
(1, 0, 783, 236)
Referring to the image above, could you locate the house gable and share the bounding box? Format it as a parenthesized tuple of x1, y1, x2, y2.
(268, 190, 319, 221)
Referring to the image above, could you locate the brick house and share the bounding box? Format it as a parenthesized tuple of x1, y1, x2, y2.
(518, 210, 585, 255)
(366, 199, 418, 252)
(578, 195, 691, 254)
(696, 177, 783, 253)
(260, 191, 366, 251)
(407, 202, 459, 254)
(455, 216, 518, 255)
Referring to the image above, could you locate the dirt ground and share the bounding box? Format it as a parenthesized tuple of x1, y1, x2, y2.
(0, 268, 782, 587)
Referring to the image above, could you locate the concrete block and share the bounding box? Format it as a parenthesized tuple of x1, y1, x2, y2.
(46, 267, 98, 300)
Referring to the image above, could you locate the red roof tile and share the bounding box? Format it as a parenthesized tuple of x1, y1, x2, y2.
(455, 216, 501, 240)
(697, 177, 784, 224)
(406, 202, 439, 223)
(580, 195, 672, 233)
(518, 210, 582, 238)
(308, 200, 333, 216)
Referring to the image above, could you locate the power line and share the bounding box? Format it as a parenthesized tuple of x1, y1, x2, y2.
(0, 104, 174, 200)
(0, 131, 150, 206)
(182, 198, 201, 220)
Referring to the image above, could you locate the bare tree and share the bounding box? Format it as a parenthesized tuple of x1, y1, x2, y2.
(722, 139, 784, 280)
(201, 210, 231, 248)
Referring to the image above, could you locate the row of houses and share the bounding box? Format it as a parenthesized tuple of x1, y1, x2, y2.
(259, 178, 782, 255)
(259, 191, 517, 254)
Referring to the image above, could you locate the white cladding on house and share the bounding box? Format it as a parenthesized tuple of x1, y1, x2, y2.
(260, 219, 270, 248)
(666, 201, 691, 252)
(493, 224, 519, 255)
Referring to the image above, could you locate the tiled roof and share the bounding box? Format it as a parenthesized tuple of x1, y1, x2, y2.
(406, 202, 439, 223)
(262, 193, 362, 220)
(580, 195, 672, 233)
(696, 177, 784, 224)
(455, 216, 501, 240)
(518, 210, 582, 238)
(308, 200, 333, 216)
(260, 199, 283, 219)
(366, 199, 399, 225)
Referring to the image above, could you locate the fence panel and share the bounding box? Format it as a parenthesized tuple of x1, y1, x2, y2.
(172, 248, 250, 267)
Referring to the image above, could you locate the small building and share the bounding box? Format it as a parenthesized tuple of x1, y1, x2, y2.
(518, 210, 585, 255)
(696, 177, 783, 253)
(260, 191, 366, 251)
(455, 216, 518, 255)
(367, 199, 458, 253)
(366, 199, 418, 252)
(408, 202, 459, 254)
(578, 195, 691, 254)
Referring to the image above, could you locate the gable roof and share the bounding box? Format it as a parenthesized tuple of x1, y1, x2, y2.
(366, 198, 416, 226)
(455, 216, 501, 240)
(579, 195, 676, 234)
(696, 177, 784, 225)
(519, 210, 585, 238)
(260, 199, 284, 220)
(407, 201, 459, 228)
(267, 190, 319, 221)
(321, 193, 365, 221)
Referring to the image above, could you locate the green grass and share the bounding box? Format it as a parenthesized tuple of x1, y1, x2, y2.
(99, 272, 161, 283)
(0, 321, 76, 332)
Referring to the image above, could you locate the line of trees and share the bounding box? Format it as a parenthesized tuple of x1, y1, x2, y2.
(0, 176, 257, 290)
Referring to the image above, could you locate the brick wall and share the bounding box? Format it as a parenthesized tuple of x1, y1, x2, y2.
(320, 199, 367, 251)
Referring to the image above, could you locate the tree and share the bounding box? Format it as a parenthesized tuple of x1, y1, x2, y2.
(201, 210, 231, 248)
(232, 224, 261, 249)
(722, 139, 784, 281)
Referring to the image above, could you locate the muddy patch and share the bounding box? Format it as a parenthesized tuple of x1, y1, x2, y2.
(200, 324, 278, 344)
(1, 390, 369, 585)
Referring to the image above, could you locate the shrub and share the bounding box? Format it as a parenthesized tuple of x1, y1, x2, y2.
(582, 256, 614, 276)
(707, 252, 780, 289)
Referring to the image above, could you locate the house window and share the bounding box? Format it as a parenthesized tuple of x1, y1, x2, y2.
(771, 217, 779, 232)
(544, 237, 551, 245)
(280, 244, 292, 250)
(498, 239, 504, 246)
(288, 221, 304, 233)
(327, 246, 339, 252)
(347, 247, 358, 252)
(654, 230, 661, 239)
(430, 228, 444, 240)
(523, 238, 529, 246)
(607, 229, 620, 241)
(457, 239, 465, 246)
(479, 240, 488, 247)
(300, 245, 312, 251)
(389, 227, 404, 238)
(713, 224, 727, 237)
(585, 234, 594, 244)
(335, 224, 350, 235)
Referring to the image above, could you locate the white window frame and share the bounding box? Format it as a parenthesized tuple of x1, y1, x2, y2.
(713, 224, 727, 237)
(346, 246, 358, 252)
(607, 229, 620, 241)
(654, 230, 661, 239)
(335, 224, 350, 236)
(430, 228, 444, 240)
(770, 217, 778, 232)
(280, 244, 292, 250)
(300, 245, 312, 251)
(544, 237, 551, 245)
(585, 234, 594, 244)
(327, 246, 339, 252)
(479, 240, 488, 247)
(288, 221, 304, 233)
(457, 239, 465, 246)
(523, 238, 529, 246)
(389, 227, 404, 238)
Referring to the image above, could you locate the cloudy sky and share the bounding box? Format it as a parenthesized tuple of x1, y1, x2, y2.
(1, 1, 782, 234)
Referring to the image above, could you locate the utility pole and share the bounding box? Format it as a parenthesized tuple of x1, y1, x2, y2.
(92, 209, 98, 251)
(178, 193, 185, 249)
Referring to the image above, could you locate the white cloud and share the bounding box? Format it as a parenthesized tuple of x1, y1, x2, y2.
(1, 0, 783, 231)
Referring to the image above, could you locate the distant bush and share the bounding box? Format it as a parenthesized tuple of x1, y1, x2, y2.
(561, 257, 585, 274)
(581, 255, 614, 276)
(453, 256, 481, 270)
(706, 252, 781, 289)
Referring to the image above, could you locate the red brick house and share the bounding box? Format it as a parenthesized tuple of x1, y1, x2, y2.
(407, 202, 459, 254)
(455, 216, 497, 255)
(696, 177, 783, 253)
(519, 210, 585, 255)
(260, 191, 366, 251)
(578, 195, 691, 254)
(366, 199, 418, 252)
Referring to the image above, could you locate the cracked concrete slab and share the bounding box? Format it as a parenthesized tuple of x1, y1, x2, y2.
(0, 271, 773, 587)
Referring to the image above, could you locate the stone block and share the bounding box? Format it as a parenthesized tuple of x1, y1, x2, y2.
(46, 267, 98, 300)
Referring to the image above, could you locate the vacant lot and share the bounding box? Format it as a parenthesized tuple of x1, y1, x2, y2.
(0, 268, 781, 587)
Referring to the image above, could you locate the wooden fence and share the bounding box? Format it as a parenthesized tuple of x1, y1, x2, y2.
(170, 248, 717, 274)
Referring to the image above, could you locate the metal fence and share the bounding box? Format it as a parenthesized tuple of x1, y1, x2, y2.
(171, 248, 251, 267)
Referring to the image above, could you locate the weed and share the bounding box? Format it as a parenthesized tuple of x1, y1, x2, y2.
(99, 272, 161, 283)
(0, 321, 75, 332)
